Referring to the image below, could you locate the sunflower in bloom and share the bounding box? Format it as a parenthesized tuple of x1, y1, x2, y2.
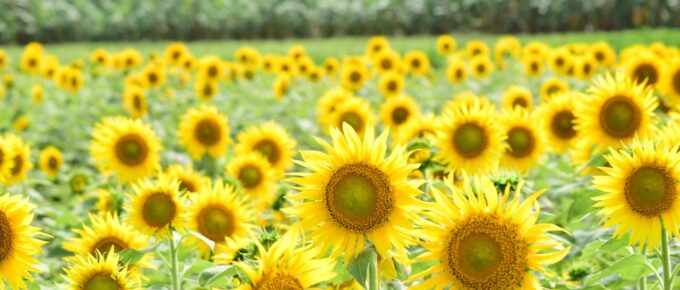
(538, 92, 580, 153)
(394, 113, 438, 144)
(164, 163, 209, 195)
(127, 175, 185, 238)
(195, 77, 219, 101)
(373, 50, 402, 74)
(366, 36, 390, 58)
(624, 53, 662, 88)
(140, 64, 165, 88)
(408, 175, 570, 290)
(90, 117, 161, 183)
(436, 35, 457, 55)
(235, 122, 297, 177)
(227, 153, 276, 208)
(122, 86, 147, 118)
(91, 48, 110, 66)
(2, 134, 33, 186)
(327, 96, 374, 136)
(661, 60, 680, 104)
(288, 45, 308, 63)
(379, 95, 421, 132)
(286, 124, 422, 264)
(39, 146, 63, 177)
(236, 226, 336, 290)
(466, 41, 489, 59)
(499, 109, 546, 172)
(590, 42, 616, 67)
(574, 56, 598, 80)
(404, 50, 431, 76)
(548, 49, 571, 74)
(522, 54, 544, 77)
(0, 50, 7, 68)
(501, 85, 533, 111)
(323, 57, 340, 78)
(446, 60, 467, 84)
(469, 57, 492, 79)
(539, 76, 569, 102)
(378, 72, 405, 98)
(340, 64, 369, 91)
(273, 74, 290, 100)
(592, 140, 680, 250)
(317, 88, 352, 125)
(435, 100, 505, 176)
(177, 105, 231, 160)
(0, 137, 14, 184)
(62, 251, 141, 290)
(575, 73, 658, 150)
(164, 42, 188, 65)
(186, 180, 256, 261)
(0, 193, 47, 290)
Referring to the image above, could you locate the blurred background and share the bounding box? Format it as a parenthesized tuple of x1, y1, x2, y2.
(1, 0, 679, 44)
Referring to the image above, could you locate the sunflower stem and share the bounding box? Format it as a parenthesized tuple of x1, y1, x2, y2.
(639, 245, 647, 290)
(660, 224, 671, 290)
(168, 234, 182, 290)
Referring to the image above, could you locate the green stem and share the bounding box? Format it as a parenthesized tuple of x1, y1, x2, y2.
(640, 245, 647, 290)
(661, 224, 671, 290)
(168, 235, 181, 290)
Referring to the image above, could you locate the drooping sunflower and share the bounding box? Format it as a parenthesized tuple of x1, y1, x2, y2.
(408, 175, 570, 290)
(327, 96, 374, 136)
(446, 60, 467, 84)
(226, 153, 276, 208)
(499, 109, 546, 172)
(592, 140, 680, 249)
(177, 105, 231, 160)
(62, 251, 141, 290)
(538, 92, 580, 153)
(2, 134, 33, 186)
(122, 86, 147, 118)
(539, 76, 569, 102)
(90, 117, 161, 183)
(469, 57, 492, 79)
(624, 53, 662, 88)
(501, 85, 533, 111)
(186, 180, 256, 261)
(575, 73, 658, 150)
(164, 163, 209, 195)
(235, 226, 336, 290)
(286, 124, 422, 264)
(127, 174, 185, 238)
(378, 72, 405, 98)
(340, 64, 369, 91)
(404, 50, 431, 76)
(38, 146, 63, 177)
(63, 213, 151, 274)
(435, 100, 505, 175)
(0, 193, 47, 290)
(235, 122, 297, 177)
(436, 35, 457, 55)
(379, 95, 421, 131)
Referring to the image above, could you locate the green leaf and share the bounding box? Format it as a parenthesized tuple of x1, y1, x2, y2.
(118, 244, 158, 265)
(188, 230, 216, 251)
(183, 259, 215, 277)
(198, 265, 239, 287)
(586, 254, 651, 283)
(348, 247, 379, 290)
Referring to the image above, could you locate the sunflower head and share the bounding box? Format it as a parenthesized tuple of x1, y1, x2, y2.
(2, 134, 33, 186)
(340, 64, 369, 91)
(235, 121, 297, 177)
(226, 153, 276, 209)
(127, 175, 185, 238)
(500, 108, 546, 172)
(538, 92, 580, 153)
(446, 60, 467, 84)
(501, 85, 533, 111)
(437, 35, 457, 55)
(378, 72, 405, 98)
(39, 145, 63, 177)
(178, 105, 231, 160)
(470, 56, 493, 79)
(379, 95, 420, 132)
(316, 88, 352, 125)
(327, 96, 374, 136)
(62, 250, 141, 290)
(540, 76, 569, 102)
(122, 86, 147, 118)
(404, 50, 431, 76)
(625, 53, 662, 87)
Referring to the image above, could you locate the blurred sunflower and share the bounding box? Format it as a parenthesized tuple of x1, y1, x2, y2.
(436, 35, 457, 55)
(590, 42, 616, 67)
(446, 60, 467, 84)
(539, 77, 569, 102)
(273, 74, 290, 101)
(317, 88, 352, 125)
(394, 113, 438, 144)
(408, 175, 569, 290)
(466, 40, 489, 59)
(38, 146, 62, 177)
(91, 48, 110, 66)
(195, 77, 219, 101)
(548, 49, 571, 74)
(260, 54, 277, 73)
(323, 57, 340, 78)
(226, 153, 276, 207)
(373, 50, 401, 74)
(661, 60, 680, 104)
(127, 175, 184, 238)
(574, 56, 598, 80)
(378, 72, 404, 98)
(31, 84, 43, 104)
(539, 92, 580, 153)
(141, 64, 165, 88)
(178, 105, 231, 160)
(500, 109, 546, 172)
(165, 163, 209, 195)
(404, 50, 431, 76)
(62, 251, 141, 290)
(501, 85, 533, 111)
(90, 117, 161, 183)
(366, 36, 390, 58)
(522, 54, 544, 77)
(625, 53, 662, 88)
(2, 134, 33, 186)
(0, 137, 14, 184)
(0, 50, 7, 68)
(327, 96, 374, 136)
(122, 86, 147, 118)
(235, 122, 297, 177)
(469, 57, 492, 79)
(164, 42, 188, 65)
(379, 95, 420, 132)
(288, 45, 307, 62)
(341, 64, 369, 91)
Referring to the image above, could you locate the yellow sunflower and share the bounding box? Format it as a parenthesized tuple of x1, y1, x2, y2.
(235, 226, 336, 290)
(93, 189, 119, 215)
(286, 124, 422, 265)
(575, 73, 658, 150)
(317, 88, 352, 125)
(366, 36, 390, 58)
(522, 54, 544, 77)
(0, 193, 47, 290)
(2, 134, 33, 186)
(177, 105, 231, 160)
(661, 60, 680, 104)
(122, 86, 147, 118)
(404, 50, 431, 76)
(466, 40, 489, 59)
(0, 136, 14, 184)
(140, 64, 165, 88)
(378, 72, 405, 98)
(31, 84, 43, 104)
(0, 50, 7, 68)
(341, 64, 369, 91)
(39, 146, 62, 177)
(590, 42, 616, 67)
(164, 163, 209, 195)
(499, 109, 546, 172)
(288, 45, 308, 62)
(501, 85, 533, 111)
(539, 76, 569, 102)
(435, 100, 505, 175)
(235, 122, 297, 177)
(226, 153, 277, 208)
(408, 175, 570, 290)
(538, 92, 580, 153)
(127, 175, 185, 238)
(277, 57, 294, 75)
(327, 96, 374, 136)
(323, 57, 340, 78)
(373, 50, 402, 74)
(197, 55, 225, 81)
(393, 113, 439, 144)
(273, 74, 290, 101)
(186, 180, 255, 261)
(260, 54, 277, 73)
(436, 35, 457, 55)
(469, 57, 492, 79)
(62, 250, 141, 290)
(195, 77, 219, 101)
(592, 140, 680, 250)
(446, 60, 467, 84)
(164, 42, 188, 65)
(625, 53, 662, 88)
(90, 117, 161, 183)
(379, 95, 421, 131)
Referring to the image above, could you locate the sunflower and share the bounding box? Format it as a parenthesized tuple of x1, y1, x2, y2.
(435, 100, 505, 175)
(122, 86, 147, 118)
(378, 72, 404, 98)
(539, 77, 569, 102)
(235, 225, 336, 290)
(260, 54, 277, 73)
(226, 153, 276, 208)
(499, 109, 546, 172)
(0, 50, 7, 68)
(91, 48, 110, 66)
(20, 49, 42, 75)
(494, 36, 521, 68)
(294, 57, 314, 77)
(235, 122, 297, 177)
(0, 193, 47, 290)
(466, 41, 489, 59)
(141, 64, 165, 88)
(446, 60, 467, 84)
(63, 213, 151, 273)
(574, 56, 598, 80)
(177, 105, 231, 160)
(575, 73, 658, 150)
(393, 113, 439, 144)
(127, 175, 185, 238)
(501, 85, 533, 111)
(379, 95, 420, 131)
(12, 115, 29, 132)
(469, 57, 492, 79)
(404, 50, 431, 76)
(277, 57, 294, 75)
(341, 64, 369, 91)
(408, 175, 570, 290)
(273, 74, 290, 101)
(2, 134, 33, 186)
(590, 42, 616, 67)
(93, 189, 120, 215)
(317, 88, 352, 125)
(366, 36, 390, 58)
(373, 50, 401, 74)
(548, 48, 572, 74)
(286, 124, 422, 265)
(0, 137, 14, 184)
(186, 180, 255, 261)
(62, 250, 141, 290)
(538, 92, 580, 153)
(436, 35, 457, 55)
(90, 117, 161, 183)
(31, 84, 43, 104)
(288, 45, 308, 62)
(522, 55, 544, 77)
(195, 77, 219, 101)
(327, 96, 374, 136)
(165, 164, 209, 195)
(592, 140, 680, 250)
(39, 146, 63, 177)
(661, 60, 680, 104)
(625, 53, 662, 88)
(40, 55, 59, 79)
(164, 42, 188, 65)
(323, 57, 340, 78)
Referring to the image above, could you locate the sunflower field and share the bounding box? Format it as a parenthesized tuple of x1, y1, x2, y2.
(1, 27, 680, 290)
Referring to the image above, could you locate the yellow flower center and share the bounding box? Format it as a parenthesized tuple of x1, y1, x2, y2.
(239, 165, 262, 189)
(445, 215, 528, 289)
(194, 119, 222, 146)
(255, 272, 303, 290)
(84, 273, 121, 290)
(198, 205, 235, 242)
(599, 96, 641, 138)
(93, 236, 128, 254)
(391, 107, 410, 125)
(325, 162, 393, 232)
(141, 193, 177, 228)
(551, 110, 577, 139)
(506, 126, 534, 158)
(632, 63, 658, 85)
(0, 211, 13, 262)
(625, 166, 676, 217)
(453, 123, 487, 158)
(339, 112, 364, 134)
(254, 139, 281, 164)
(114, 134, 149, 166)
